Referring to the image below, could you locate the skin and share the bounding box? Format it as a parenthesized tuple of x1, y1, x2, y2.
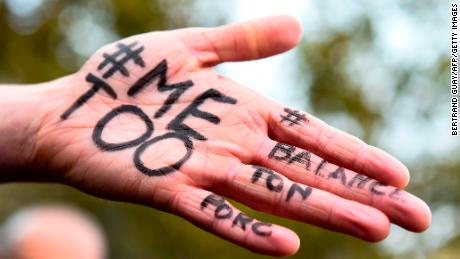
(0, 16, 431, 256)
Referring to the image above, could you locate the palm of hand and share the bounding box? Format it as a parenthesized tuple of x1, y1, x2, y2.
(34, 16, 430, 256)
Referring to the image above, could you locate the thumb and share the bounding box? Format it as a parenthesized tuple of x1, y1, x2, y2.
(181, 15, 303, 66)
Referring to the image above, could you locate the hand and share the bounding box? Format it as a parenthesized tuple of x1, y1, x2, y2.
(8, 15, 430, 256)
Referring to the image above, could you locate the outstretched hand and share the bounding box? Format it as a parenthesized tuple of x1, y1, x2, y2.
(26, 16, 431, 256)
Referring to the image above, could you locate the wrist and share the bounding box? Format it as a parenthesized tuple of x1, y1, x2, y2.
(0, 76, 72, 182)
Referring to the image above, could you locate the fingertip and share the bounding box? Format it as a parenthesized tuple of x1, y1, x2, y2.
(414, 202, 432, 233)
(366, 146, 410, 188)
(366, 215, 391, 242)
(389, 192, 432, 232)
(407, 195, 432, 232)
(250, 226, 299, 256)
(394, 160, 410, 188)
(274, 227, 300, 256)
(337, 201, 390, 242)
(271, 15, 303, 49)
(358, 208, 391, 242)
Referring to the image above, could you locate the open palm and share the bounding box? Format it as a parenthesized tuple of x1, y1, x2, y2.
(34, 16, 430, 256)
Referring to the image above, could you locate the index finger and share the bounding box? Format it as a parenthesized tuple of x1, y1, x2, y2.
(264, 105, 410, 188)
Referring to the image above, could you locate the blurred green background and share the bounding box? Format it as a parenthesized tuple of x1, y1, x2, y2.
(0, 0, 457, 258)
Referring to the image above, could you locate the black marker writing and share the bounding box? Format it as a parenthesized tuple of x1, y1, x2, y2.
(250, 167, 313, 204)
(61, 41, 147, 119)
(232, 213, 253, 230)
(98, 41, 145, 79)
(280, 108, 308, 126)
(251, 222, 272, 236)
(389, 188, 403, 200)
(61, 73, 117, 119)
(268, 143, 312, 171)
(369, 181, 386, 195)
(327, 167, 347, 185)
(74, 55, 239, 176)
(347, 174, 371, 189)
(286, 183, 313, 202)
(168, 88, 237, 141)
(315, 159, 328, 176)
(201, 194, 233, 219)
(267, 142, 402, 199)
(288, 151, 311, 170)
(200, 194, 272, 237)
(133, 132, 193, 176)
(251, 166, 284, 192)
(92, 105, 154, 151)
(132, 86, 238, 175)
(268, 143, 295, 160)
(84, 53, 241, 176)
(127, 59, 194, 118)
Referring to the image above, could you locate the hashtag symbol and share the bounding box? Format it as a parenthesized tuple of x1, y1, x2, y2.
(280, 108, 308, 126)
(98, 41, 145, 79)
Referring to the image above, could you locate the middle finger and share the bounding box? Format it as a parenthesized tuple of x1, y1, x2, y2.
(253, 138, 431, 232)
